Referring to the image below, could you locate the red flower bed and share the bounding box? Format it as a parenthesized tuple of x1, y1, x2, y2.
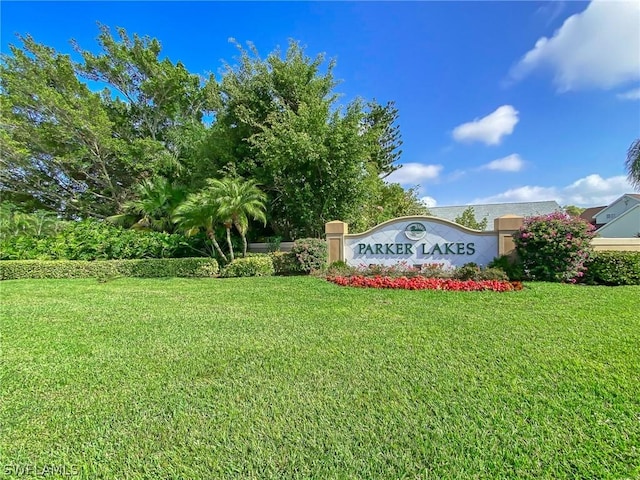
(327, 275, 523, 292)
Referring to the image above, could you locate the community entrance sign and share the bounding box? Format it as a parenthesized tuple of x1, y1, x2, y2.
(325, 216, 519, 269)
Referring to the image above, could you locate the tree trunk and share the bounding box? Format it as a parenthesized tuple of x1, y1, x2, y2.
(241, 234, 248, 257)
(225, 225, 234, 261)
(207, 228, 227, 262)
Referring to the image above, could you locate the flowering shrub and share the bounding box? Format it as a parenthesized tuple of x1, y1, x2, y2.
(290, 238, 328, 273)
(513, 212, 595, 283)
(327, 275, 522, 292)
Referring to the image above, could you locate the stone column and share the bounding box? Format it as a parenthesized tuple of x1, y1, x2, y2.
(494, 215, 524, 257)
(325, 221, 348, 264)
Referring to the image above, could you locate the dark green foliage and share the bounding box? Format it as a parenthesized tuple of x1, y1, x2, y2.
(513, 212, 596, 282)
(220, 255, 274, 278)
(454, 262, 481, 280)
(0, 219, 207, 260)
(0, 257, 219, 280)
(290, 238, 328, 273)
(488, 255, 525, 281)
(325, 260, 356, 277)
(453, 262, 509, 281)
(269, 251, 303, 275)
(584, 251, 640, 285)
(479, 267, 510, 281)
(210, 40, 409, 238)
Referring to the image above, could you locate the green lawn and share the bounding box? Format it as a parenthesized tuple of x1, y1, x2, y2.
(1, 277, 639, 479)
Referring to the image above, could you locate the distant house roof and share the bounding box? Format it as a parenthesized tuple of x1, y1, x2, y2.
(594, 194, 640, 222)
(579, 206, 606, 224)
(429, 200, 562, 229)
(595, 204, 640, 238)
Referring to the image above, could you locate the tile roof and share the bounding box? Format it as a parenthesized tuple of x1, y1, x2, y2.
(428, 201, 562, 230)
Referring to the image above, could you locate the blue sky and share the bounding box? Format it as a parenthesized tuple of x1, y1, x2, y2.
(2, 1, 639, 208)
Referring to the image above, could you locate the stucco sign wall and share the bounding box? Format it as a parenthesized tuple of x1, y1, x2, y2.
(342, 217, 499, 268)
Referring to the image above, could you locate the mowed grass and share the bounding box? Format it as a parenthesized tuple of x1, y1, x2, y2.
(1, 277, 639, 479)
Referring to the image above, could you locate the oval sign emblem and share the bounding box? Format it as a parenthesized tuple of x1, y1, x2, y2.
(405, 222, 427, 240)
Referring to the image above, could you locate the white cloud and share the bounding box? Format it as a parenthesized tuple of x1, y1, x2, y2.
(386, 163, 443, 185)
(617, 87, 640, 101)
(420, 196, 438, 208)
(473, 174, 634, 206)
(510, 0, 640, 91)
(481, 154, 525, 172)
(562, 174, 633, 205)
(452, 105, 519, 146)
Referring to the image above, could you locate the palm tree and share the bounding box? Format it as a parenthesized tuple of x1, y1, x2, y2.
(208, 177, 267, 260)
(626, 139, 640, 190)
(172, 190, 228, 262)
(107, 177, 186, 233)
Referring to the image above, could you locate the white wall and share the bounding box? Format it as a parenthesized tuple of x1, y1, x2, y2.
(343, 218, 498, 268)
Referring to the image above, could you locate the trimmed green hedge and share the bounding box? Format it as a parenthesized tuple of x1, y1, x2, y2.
(269, 251, 303, 275)
(584, 251, 640, 286)
(220, 256, 274, 278)
(0, 258, 219, 281)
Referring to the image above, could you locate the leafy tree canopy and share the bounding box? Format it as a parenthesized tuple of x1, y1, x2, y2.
(454, 206, 488, 231)
(1, 28, 424, 239)
(563, 205, 585, 217)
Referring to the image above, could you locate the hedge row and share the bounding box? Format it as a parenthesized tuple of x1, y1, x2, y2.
(583, 251, 640, 286)
(0, 258, 219, 281)
(221, 256, 275, 278)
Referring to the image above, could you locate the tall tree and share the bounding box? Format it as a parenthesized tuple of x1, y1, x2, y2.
(1, 28, 216, 218)
(208, 177, 267, 258)
(454, 207, 488, 231)
(626, 138, 640, 190)
(362, 101, 403, 179)
(210, 40, 403, 238)
(0, 35, 132, 217)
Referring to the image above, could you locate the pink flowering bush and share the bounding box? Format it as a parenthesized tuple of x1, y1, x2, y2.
(513, 212, 595, 283)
